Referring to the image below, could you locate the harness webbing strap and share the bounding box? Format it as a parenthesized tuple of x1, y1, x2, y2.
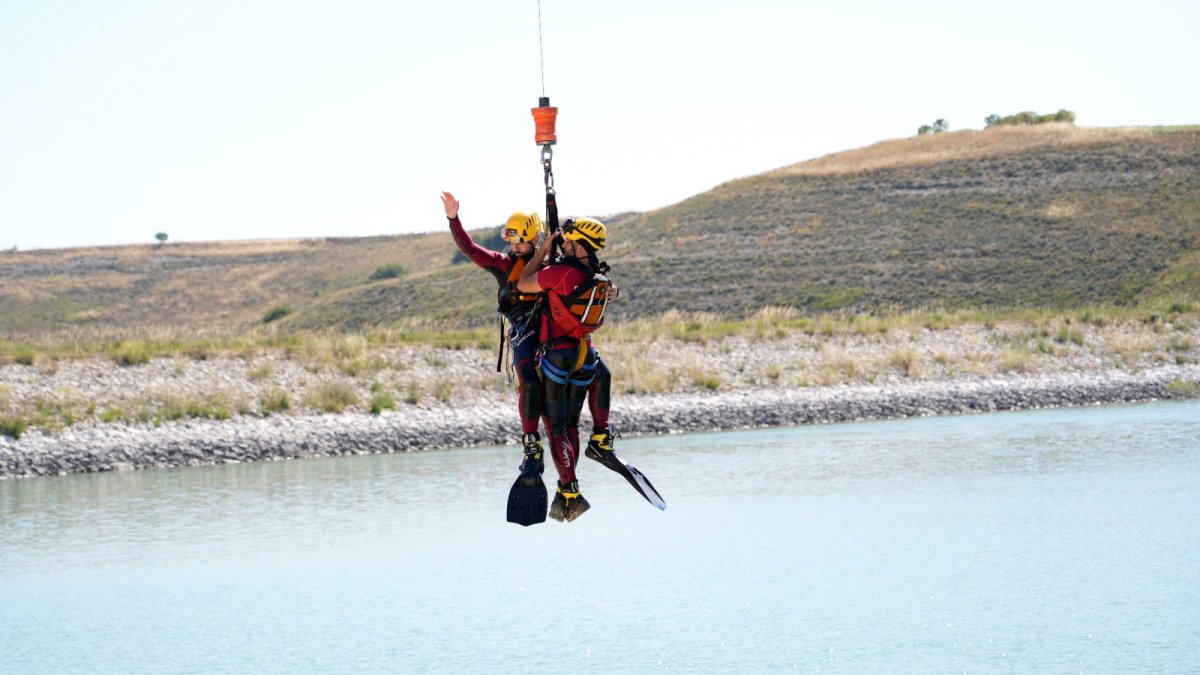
(540, 353, 598, 387)
(496, 317, 505, 373)
(582, 284, 599, 323)
(572, 340, 588, 372)
(542, 143, 560, 267)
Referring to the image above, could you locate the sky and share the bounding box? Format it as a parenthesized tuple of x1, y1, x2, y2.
(1, 0, 1198, 251)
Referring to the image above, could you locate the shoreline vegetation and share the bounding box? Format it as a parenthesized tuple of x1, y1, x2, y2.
(3, 307, 1199, 479)
(4, 302, 1197, 368)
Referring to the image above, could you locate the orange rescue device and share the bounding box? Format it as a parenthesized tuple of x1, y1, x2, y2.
(532, 96, 558, 146)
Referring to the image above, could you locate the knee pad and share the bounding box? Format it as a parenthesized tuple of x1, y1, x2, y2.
(591, 357, 611, 410)
(542, 377, 570, 422)
(515, 357, 540, 385)
(566, 382, 589, 427)
(519, 377, 542, 422)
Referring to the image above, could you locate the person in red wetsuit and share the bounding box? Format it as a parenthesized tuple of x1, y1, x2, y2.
(441, 191, 547, 479)
(516, 217, 614, 522)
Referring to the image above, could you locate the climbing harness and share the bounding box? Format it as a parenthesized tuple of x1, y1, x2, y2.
(496, 301, 542, 378)
(540, 347, 598, 387)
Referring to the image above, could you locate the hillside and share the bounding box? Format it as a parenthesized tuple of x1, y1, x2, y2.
(0, 233, 462, 338)
(2, 124, 1198, 340)
(607, 124, 1200, 317)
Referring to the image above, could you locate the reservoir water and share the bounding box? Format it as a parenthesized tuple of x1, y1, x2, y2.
(2, 402, 1198, 673)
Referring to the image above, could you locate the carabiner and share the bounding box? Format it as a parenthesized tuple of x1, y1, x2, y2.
(541, 145, 555, 194)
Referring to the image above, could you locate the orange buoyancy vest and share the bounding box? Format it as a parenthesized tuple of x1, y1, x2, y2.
(498, 255, 542, 315)
(547, 260, 611, 339)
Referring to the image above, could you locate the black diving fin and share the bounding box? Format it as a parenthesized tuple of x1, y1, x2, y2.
(506, 438, 548, 526)
(585, 443, 666, 511)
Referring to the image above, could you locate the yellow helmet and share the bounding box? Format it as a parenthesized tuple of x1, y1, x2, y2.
(503, 211, 543, 243)
(563, 217, 606, 251)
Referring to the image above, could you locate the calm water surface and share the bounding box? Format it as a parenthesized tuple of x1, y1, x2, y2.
(2, 402, 1199, 673)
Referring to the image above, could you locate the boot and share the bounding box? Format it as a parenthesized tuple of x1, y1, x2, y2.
(516, 432, 544, 486)
(585, 427, 619, 461)
(548, 480, 590, 523)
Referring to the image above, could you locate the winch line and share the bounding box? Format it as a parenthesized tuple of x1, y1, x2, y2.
(537, 0, 546, 96)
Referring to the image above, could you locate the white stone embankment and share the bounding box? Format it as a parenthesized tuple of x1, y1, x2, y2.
(3, 365, 1197, 480)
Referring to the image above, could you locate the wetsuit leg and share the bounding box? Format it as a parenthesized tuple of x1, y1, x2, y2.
(587, 354, 611, 431)
(541, 344, 578, 484)
(564, 348, 597, 468)
(542, 343, 598, 482)
(510, 326, 541, 435)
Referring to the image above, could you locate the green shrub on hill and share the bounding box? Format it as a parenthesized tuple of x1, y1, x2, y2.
(0, 416, 26, 439)
(1165, 378, 1198, 398)
(368, 264, 406, 281)
(815, 287, 868, 311)
(262, 305, 293, 324)
(369, 392, 396, 414)
(12, 348, 37, 366)
(100, 407, 125, 423)
(260, 388, 290, 415)
(186, 394, 233, 420)
(114, 341, 152, 366)
(305, 382, 359, 413)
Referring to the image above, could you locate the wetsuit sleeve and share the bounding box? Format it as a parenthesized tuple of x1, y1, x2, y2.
(536, 265, 585, 294)
(448, 217, 508, 271)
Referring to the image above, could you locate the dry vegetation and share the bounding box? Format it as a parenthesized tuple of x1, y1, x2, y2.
(767, 124, 1148, 177)
(3, 308, 1197, 438)
(0, 232, 458, 337)
(608, 126, 1200, 319)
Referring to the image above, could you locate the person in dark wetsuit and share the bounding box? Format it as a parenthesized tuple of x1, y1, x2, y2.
(442, 191, 548, 475)
(516, 217, 614, 522)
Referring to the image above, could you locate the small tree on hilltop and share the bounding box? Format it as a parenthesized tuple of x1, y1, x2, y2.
(155, 232, 168, 245)
(986, 109, 1076, 128)
(917, 119, 949, 135)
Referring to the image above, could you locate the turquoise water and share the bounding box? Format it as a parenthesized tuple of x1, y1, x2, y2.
(2, 402, 1199, 673)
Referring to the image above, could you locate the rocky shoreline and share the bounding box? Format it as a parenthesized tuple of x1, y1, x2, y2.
(3, 364, 1197, 480)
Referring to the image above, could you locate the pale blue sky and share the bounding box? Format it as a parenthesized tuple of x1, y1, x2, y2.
(2, 0, 1197, 251)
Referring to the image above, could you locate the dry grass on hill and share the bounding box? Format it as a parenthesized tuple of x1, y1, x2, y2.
(769, 124, 1158, 176)
(0, 232, 459, 337)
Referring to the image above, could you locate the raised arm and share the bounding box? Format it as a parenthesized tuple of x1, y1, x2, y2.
(516, 231, 560, 293)
(442, 191, 508, 271)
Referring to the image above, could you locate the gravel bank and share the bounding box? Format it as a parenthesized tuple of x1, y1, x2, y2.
(3, 365, 1197, 480)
